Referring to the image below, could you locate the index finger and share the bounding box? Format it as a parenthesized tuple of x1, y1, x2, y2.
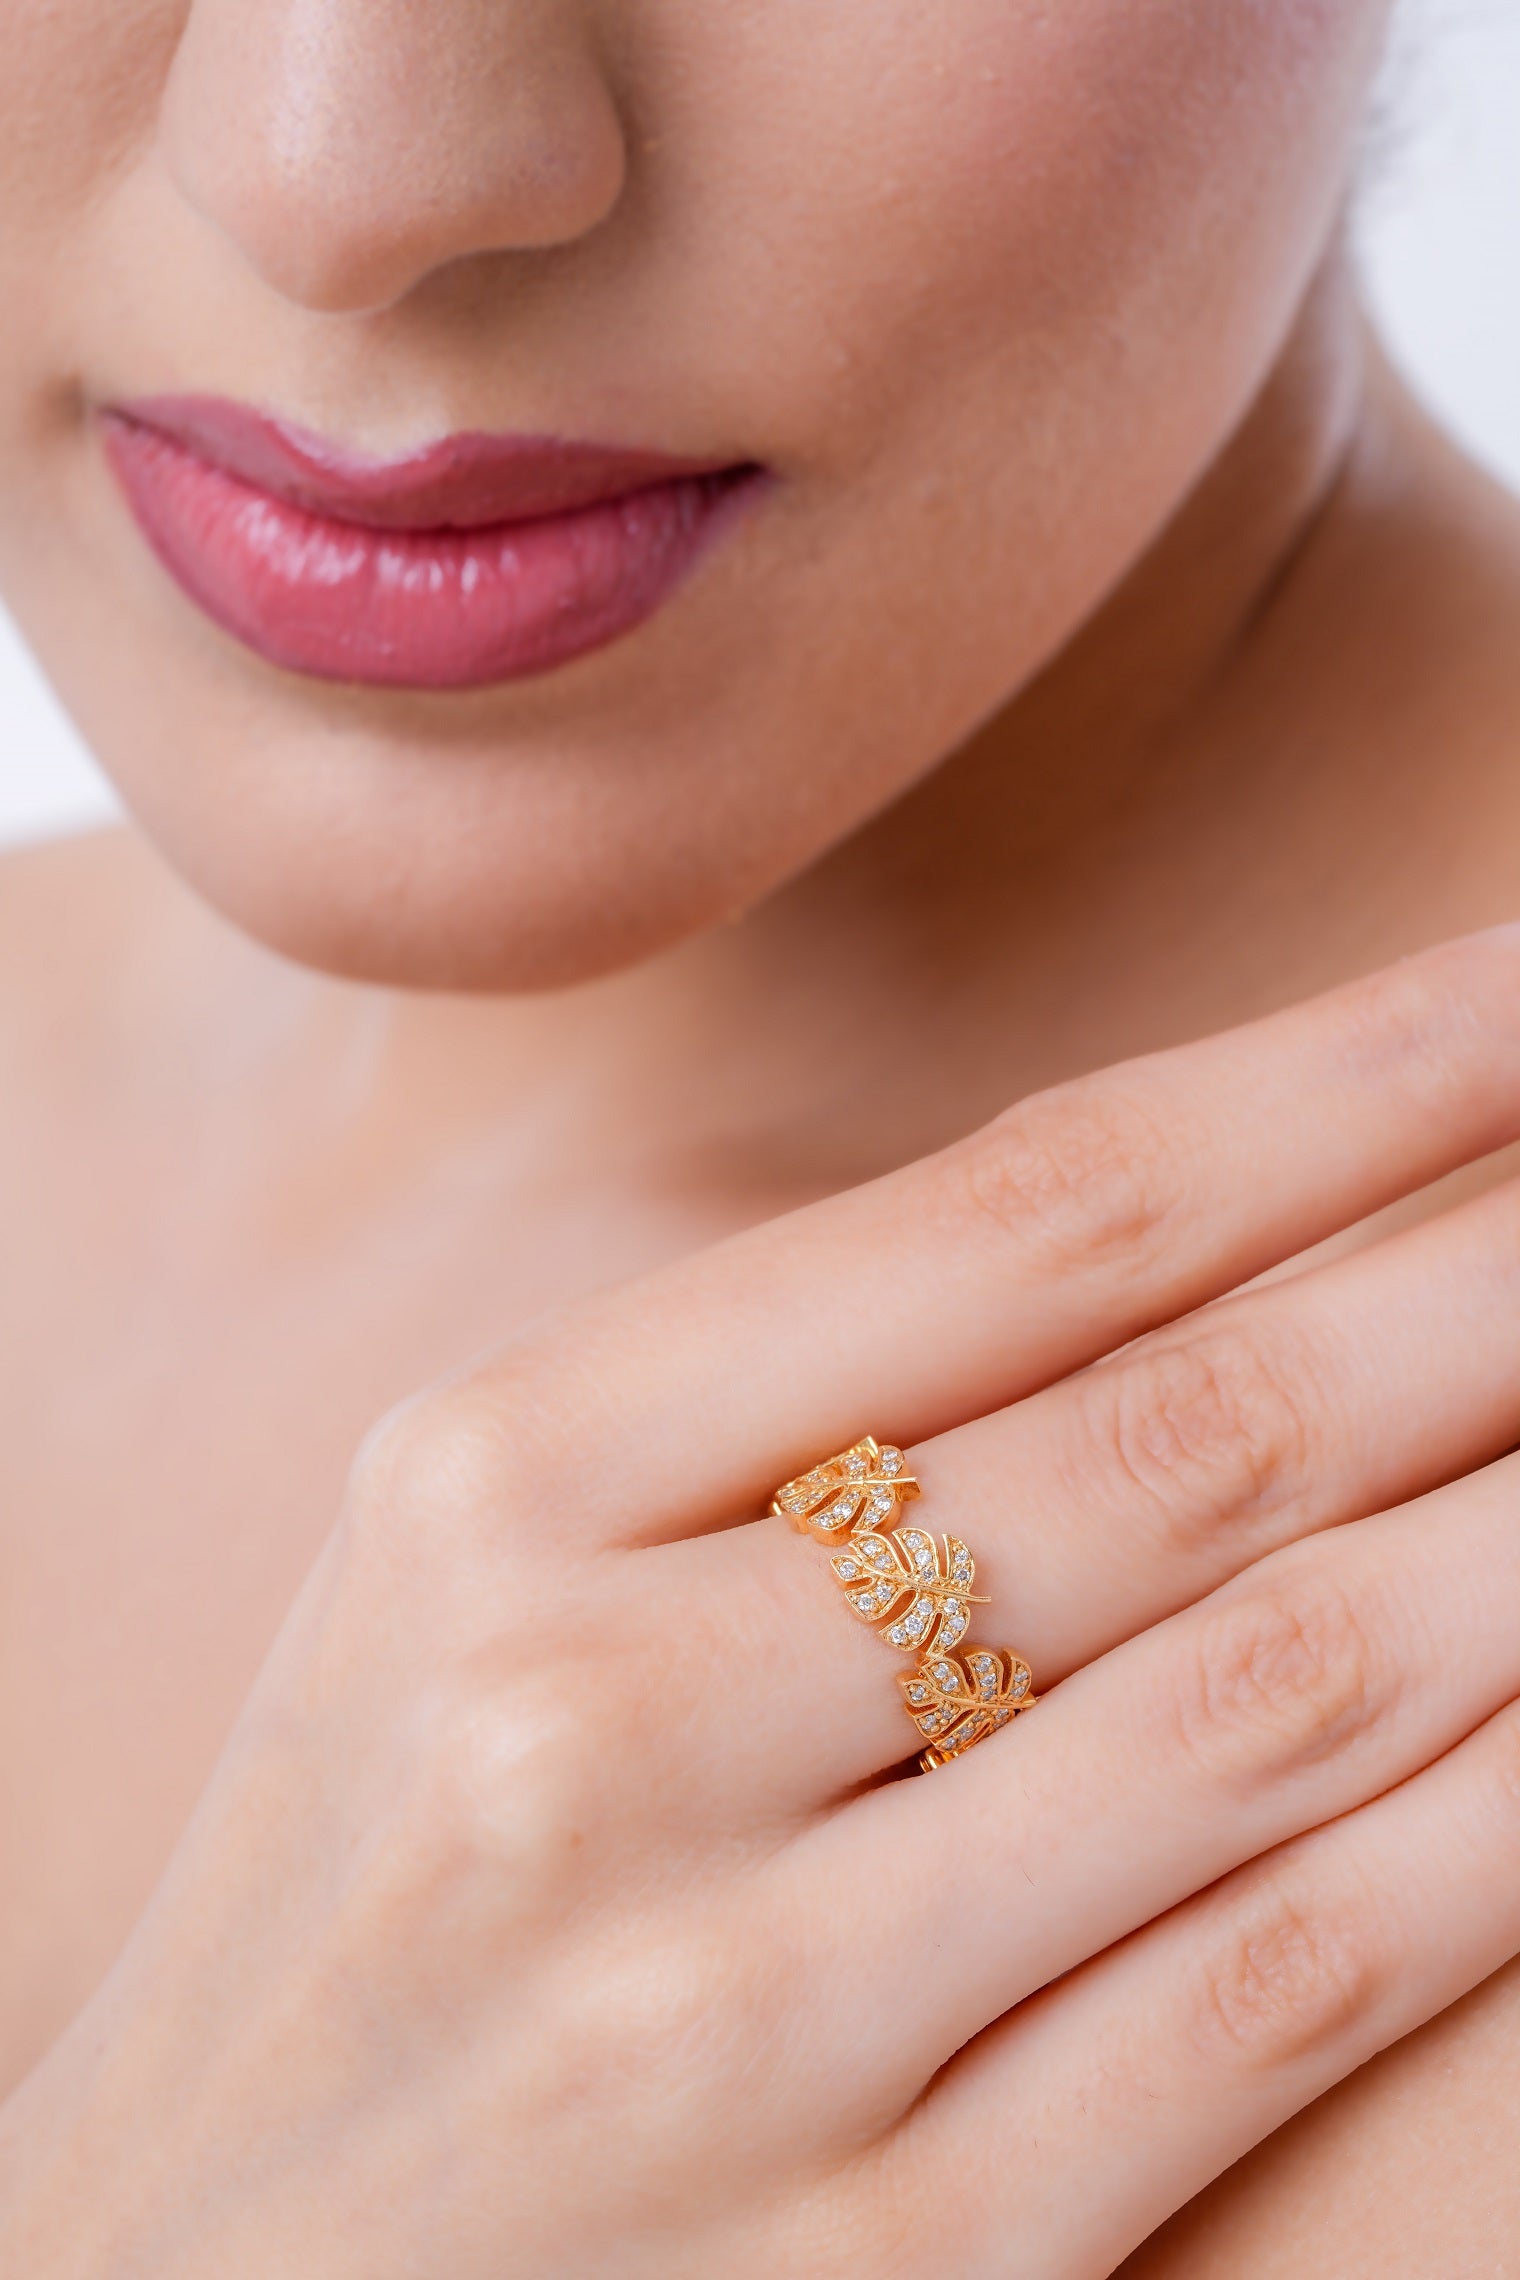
(451, 928, 1520, 1543)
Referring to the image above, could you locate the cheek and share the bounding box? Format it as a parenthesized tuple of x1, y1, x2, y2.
(0, 3, 182, 461)
(668, 0, 1384, 451)
(0, 4, 180, 236)
(633, 0, 1386, 717)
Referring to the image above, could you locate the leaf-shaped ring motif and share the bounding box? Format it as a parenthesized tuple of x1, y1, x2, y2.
(829, 1527, 988, 1656)
(772, 1433, 1039, 1772)
(771, 1436, 921, 1543)
(900, 1648, 1037, 1767)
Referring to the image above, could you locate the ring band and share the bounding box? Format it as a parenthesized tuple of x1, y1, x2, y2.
(772, 1436, 1038, 1770)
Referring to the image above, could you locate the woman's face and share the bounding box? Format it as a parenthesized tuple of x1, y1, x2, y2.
(0, 0, 1388, 987)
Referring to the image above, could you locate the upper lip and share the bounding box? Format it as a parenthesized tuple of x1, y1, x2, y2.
(102, 393, 752, 532)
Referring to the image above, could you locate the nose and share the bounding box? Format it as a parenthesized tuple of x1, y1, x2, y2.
(162, 0, 629, 314)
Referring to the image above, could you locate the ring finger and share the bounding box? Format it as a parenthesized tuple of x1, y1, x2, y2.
(652, 1166, 1520, 1805)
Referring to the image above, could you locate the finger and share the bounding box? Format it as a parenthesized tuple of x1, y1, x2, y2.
(636, 1169, 1520, 1816)
(455, 928, 1520, 1546)
(788, 1449, 1520, 2094)
(919, 1161, 1520, 1680)
(884, 1692, 1520, 2280)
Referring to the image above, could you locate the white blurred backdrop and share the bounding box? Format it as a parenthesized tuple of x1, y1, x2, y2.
(3, 2, 1519, 852)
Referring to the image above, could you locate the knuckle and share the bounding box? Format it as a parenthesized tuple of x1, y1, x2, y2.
(1168, 1571, 1386, 1789)
(414, 1662, 607, 1881)
(549, 1921, 790, 2140)
(1192, 1876, 1384, 2071)
(1335, 932, 1520, 1112)
(359, 1627, 667, 1943)
(349, 1385, 510, 1520)
(343, 1355, 572, 1554)
(313, 1671, 615, 1977)
(1098, 1322, 1316, 1546)
(951, 1079, 1186, 1275)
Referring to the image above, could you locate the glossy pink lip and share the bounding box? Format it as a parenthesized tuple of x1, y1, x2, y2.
(101, 395, 765, 690)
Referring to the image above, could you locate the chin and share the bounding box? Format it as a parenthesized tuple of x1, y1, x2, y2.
(128, 773, 772, 994)
(67, 613, 894, 994)
(193, 848, 744, 993)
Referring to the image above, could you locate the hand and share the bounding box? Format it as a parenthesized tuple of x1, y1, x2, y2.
(10, 932, 1520, 2279)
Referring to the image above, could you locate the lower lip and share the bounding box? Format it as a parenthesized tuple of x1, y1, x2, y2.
(101, 418, 762, 691)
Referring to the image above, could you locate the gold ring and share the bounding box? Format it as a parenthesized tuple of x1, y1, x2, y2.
(772, 1436, 1039, 1771)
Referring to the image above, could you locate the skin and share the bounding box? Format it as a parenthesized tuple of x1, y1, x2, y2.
(4, 0, 1520, 2270)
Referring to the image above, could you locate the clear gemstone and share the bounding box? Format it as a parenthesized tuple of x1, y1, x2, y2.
(836, 1559, 860, 1580)
(852, 1591, 876, 1613)
(881, 1449, 902, 1476)
(906, 1683, 928, 1704)
(1012, 1671, 1030, 1697)
(845, 1453, 867, 1476)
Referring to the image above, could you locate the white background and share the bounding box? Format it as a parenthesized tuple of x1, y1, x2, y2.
(3, 3, 1519, 852)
